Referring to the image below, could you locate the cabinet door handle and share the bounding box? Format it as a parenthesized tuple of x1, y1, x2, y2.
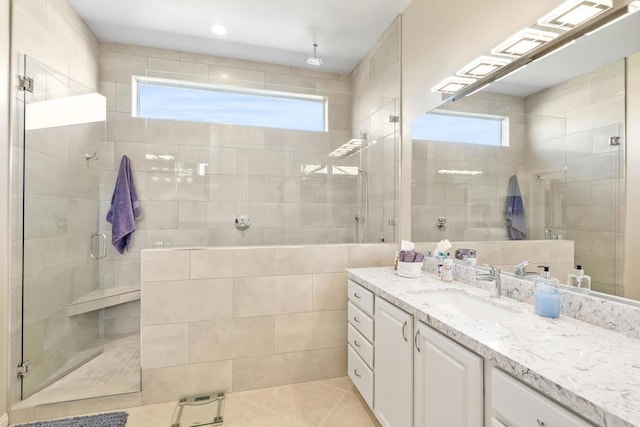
(402, 320, 408, 342)
(353, 292, 361, 299)
(353, 340, 361, 348)
(536, 420, 545, 427)
(414, 329, 421, 352)
(353, 369, 361, 378)
(353, 316, 361, 323)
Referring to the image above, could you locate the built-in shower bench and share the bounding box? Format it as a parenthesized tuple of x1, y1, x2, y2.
(67, 285, 141, 316)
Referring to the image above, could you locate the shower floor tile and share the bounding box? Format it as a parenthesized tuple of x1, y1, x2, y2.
(17, 334, 140, 408)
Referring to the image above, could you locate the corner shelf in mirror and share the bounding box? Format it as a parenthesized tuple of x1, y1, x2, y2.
(68, 285, 141, 316)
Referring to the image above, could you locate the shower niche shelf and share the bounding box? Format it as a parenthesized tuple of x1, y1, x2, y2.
(68, 285, 141, 316)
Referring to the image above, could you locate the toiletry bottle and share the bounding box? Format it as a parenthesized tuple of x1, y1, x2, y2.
(436, 253, 444, 278)
(466, 250, 477, 266)
(567, 264, 591, 293)
(533, 266, 561, 318)
(442, 258, 454, 282)
(394, 252, 399, 270)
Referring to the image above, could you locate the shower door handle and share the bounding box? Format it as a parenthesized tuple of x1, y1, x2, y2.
(90, 233, 107, 260)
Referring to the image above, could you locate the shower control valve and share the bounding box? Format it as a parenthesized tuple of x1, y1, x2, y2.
(235, 215, 251, 231)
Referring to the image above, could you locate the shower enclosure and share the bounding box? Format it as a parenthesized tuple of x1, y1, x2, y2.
(15, 54, 401, 405)
(18, 56, 112, 400)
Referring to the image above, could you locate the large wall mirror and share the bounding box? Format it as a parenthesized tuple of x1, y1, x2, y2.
(411, 8, 640, 300)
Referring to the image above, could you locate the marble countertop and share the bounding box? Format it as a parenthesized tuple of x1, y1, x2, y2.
(346, 267, 640, 427)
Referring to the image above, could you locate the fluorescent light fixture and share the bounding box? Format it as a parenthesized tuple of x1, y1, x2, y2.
(538, 0, 612, 30)
(457, 56, 512, 78)
(210, 23, 227, 35)
(492, 28, 559, 58)
(431, 76, 477, 93)
(329, 138, 363, 157)
(437, 169, 483, 176)
(25, 92, 106, 130)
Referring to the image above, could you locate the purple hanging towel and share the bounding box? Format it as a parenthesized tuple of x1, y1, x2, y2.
(106, 155, 141, 253)
(506, 174, 527, 240)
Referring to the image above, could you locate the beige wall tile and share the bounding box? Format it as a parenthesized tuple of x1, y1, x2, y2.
(312, 273, 347, 311)
(142, 361, 233, 404)
(141, 323, 189, 369)
(310, 346, 348, 380)
(100, 52, 147, 84)
(275, 245, 348, 275)
(141, 278, 233, 325)
(274, 310, 347, 353)
(550, 240, 575, 264)
(115, 43, 180, 60)
(147, 119, 209, 146)
(190, 316, 274, 363)
(234, 275, 312, 317)
(190, 247, 275, 279)
(141, 250, 190, 282)
(348, 244, 396, 268)
(232, 351, 313, 391)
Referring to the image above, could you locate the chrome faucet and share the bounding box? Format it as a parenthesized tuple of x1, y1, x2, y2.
(475, 266, 501, 298)
(514, 260, 537, 277)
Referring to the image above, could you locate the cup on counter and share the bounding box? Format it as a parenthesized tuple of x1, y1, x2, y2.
(397, 261, 422, 278)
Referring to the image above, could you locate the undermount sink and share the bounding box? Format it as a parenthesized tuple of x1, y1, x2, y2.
(421, 290, 516, 318)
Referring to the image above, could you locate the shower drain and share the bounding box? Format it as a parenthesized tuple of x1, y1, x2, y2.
(171, 392, 225, 427)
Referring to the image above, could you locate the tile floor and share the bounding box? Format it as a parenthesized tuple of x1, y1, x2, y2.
(16, 334, 140, 408)
(12, 377, 380, 427)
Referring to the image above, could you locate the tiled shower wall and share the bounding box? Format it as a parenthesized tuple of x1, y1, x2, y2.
(525, 60, 625, 295)
(350, 16, 401, 244)
(140, 244, 397, 404)
(97, 40, 400, 335)
(412, 93, 527, 242)
(10, 0, 101, 404)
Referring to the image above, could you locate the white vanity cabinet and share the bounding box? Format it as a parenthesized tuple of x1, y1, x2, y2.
(414, 321, 483, 427)
(374, 296, 413, 427)
(347, 280, 375, 409)
(491, 369, 591, 427)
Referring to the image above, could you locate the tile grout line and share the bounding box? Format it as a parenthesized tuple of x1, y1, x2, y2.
(317, 387, 348, 427)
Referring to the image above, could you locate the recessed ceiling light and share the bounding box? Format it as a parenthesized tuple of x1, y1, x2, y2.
(538, 0, 612, 30)
(431, 76, 477, 94)
(210, 23, 227, 35)
(456, 56, 512, 78)
(491, 28, 559, 57)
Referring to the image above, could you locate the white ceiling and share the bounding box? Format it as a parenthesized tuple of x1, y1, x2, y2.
(489, 10, 640, 97)
(68, 0, 412, 74)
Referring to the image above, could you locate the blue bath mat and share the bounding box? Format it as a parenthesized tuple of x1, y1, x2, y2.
(15, 411, 128, 427)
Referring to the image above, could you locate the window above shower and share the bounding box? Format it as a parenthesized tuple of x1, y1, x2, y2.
(132, 76, 327, 132)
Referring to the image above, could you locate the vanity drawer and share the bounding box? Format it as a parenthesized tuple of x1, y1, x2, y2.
(348, 301, 374, 343)
(348, 323, 374, 368)
(492, 369, 591, 427)
(348, 280, 374, 316)
(348, 345, 374, 409)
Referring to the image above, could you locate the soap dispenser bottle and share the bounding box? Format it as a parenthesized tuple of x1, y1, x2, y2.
(533, 266, 561, 318)
(567, 265, 591, 293)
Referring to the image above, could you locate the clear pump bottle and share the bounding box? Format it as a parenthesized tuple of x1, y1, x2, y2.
(567, 265, 591, 293)
(533, 266, 561, 318)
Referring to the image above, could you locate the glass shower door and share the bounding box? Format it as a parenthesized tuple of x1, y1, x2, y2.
(20, 56, 106, 399)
